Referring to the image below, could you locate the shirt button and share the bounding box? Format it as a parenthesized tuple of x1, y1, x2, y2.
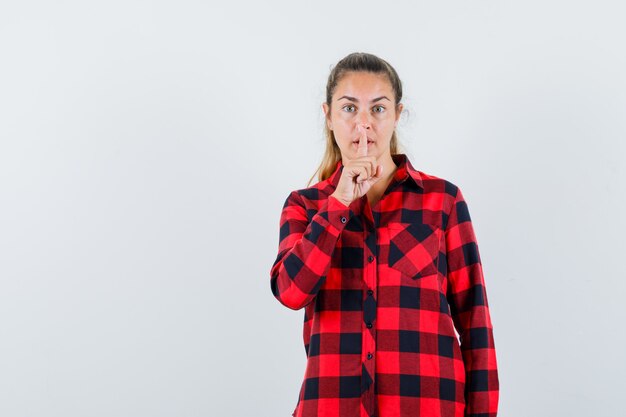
(340, 216, 347, 223)
(367, 289, 373, 295)
(368, 255, 374, 262)
(366, 322, 372, 328)
(367, 352, 373, 359)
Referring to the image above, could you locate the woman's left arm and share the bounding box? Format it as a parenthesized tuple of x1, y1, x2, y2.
(444, 185, 500, 417)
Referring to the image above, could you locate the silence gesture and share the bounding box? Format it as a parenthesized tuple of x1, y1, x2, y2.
(331, 124, 384, 206)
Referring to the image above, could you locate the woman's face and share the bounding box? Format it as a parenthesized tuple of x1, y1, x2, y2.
(322, 71, 402, 162)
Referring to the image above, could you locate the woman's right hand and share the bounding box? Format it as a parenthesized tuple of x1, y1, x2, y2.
(330, 125, 384, 206)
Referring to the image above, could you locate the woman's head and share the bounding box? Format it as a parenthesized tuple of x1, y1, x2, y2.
(309, 52, 405, 186)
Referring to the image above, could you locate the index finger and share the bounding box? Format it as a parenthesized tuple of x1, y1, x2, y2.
(356, 125, 368, 158)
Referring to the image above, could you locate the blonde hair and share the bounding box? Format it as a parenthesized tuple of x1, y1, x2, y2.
(307, 52, 406, 187)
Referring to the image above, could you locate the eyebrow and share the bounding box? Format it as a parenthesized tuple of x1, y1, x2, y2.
(336, 95, 391, 103)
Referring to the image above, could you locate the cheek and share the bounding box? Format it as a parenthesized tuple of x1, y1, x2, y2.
(331, 119, 352, 137)
(380, 118, 397, 132)
(334, 131, 352, 146)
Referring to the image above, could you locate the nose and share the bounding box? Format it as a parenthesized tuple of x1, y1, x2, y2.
(356, 111, 372, 129)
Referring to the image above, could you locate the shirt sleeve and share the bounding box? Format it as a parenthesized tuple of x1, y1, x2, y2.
(270, 191, 359, 310)
(444, 186, 499, 417)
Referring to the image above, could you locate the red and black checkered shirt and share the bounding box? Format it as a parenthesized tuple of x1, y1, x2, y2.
(270, 153, 499, 417)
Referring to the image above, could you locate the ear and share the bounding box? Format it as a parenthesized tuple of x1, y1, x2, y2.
(395, 103, 404, 126)
(322, 102, 332, 130)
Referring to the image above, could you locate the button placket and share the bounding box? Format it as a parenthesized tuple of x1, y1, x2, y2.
(361, 225, 378, 406)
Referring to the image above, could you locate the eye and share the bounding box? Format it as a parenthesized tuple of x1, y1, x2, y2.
(342, 104, 356, 112)
(373, 105, 385, 113)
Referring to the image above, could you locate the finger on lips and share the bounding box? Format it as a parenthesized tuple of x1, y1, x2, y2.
(348, 125, 380, 183)
(357, 125, 368, 157)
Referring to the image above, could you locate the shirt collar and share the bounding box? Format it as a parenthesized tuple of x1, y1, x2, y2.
(328, 153, 424, 190)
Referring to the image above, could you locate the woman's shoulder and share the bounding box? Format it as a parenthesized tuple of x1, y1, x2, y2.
(401, 154, 461, 199)
(284, 179, 333, 208)
(410, 167, 462, 199)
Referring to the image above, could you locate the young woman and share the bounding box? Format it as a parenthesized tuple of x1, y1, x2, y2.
(270, 52, 499, 417)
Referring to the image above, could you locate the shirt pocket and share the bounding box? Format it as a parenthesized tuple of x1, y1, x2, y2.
(386, 222, 441, 279)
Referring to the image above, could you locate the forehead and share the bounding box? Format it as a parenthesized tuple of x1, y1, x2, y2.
(333, 71, 393, 99)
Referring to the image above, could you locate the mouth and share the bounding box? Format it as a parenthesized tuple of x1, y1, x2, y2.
(353, 140, 374, 145)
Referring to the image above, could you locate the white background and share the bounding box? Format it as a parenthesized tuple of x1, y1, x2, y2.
(1, 1, 624, 416)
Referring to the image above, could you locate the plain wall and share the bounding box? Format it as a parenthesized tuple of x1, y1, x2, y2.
(1, 1, 624, 416)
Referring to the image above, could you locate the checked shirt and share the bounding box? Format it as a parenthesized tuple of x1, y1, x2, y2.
(270, 153, 499, 417)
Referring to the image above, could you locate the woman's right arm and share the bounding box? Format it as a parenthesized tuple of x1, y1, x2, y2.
(269, 191, 357, 310)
